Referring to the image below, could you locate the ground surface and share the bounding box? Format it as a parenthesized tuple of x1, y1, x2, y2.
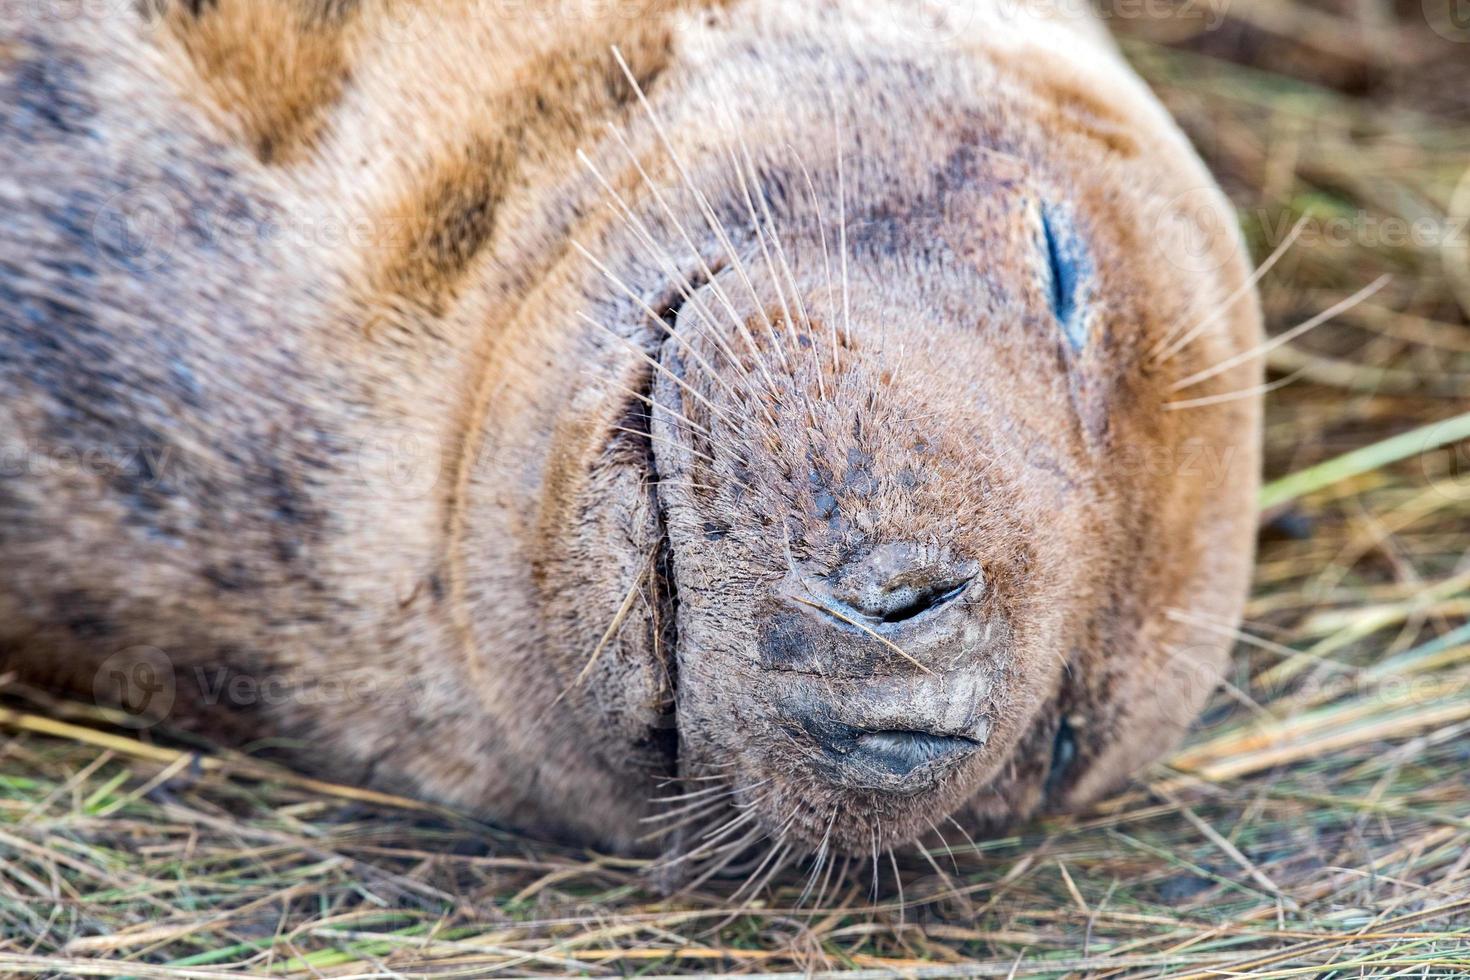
(3, 2, 1470, 976)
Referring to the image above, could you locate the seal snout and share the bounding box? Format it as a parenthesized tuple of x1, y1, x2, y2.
(759, 542, 995, 677)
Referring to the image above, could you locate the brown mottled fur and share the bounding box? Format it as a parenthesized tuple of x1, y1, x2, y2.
(0, 0, 1260, 863)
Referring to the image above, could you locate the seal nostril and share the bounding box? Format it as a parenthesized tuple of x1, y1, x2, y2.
(868, 579, 972, 624)
(809, 544, 981, 630)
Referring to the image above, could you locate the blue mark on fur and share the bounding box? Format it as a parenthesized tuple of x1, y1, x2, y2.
(1041, 204, 1089, 351)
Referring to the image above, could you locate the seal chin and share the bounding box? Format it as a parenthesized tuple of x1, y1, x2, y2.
(700, 659, 1006, 853)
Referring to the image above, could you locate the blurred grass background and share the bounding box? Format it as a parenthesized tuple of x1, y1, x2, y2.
(3, 1, 1470, 975)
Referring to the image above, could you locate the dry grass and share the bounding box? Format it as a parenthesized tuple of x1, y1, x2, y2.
(4, 3, 1470, 975)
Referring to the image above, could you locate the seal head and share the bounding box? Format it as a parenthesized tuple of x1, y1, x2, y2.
(585, 27, 1264, 861)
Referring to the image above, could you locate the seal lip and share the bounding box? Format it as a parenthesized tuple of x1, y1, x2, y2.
(814, 723, 985, 796)
(853, 729, 981, 766)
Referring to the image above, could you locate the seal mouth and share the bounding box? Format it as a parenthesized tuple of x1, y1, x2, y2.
(844, 728, 982, 787)
(854, 729, 981, 770)
(802, 715, 988, 795)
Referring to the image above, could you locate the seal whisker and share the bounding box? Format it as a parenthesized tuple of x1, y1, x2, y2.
(577, 311, 741, 433)
(637, 803, 736, 842)
(1170, 275, 1391, 391)
(648, 480, 724, 495)
(602, 129, 785, 419)
(643, 777, 770, 827)
(730, 786, 776, 815)
(798, 806, 839, 907)
(798, 847, 826, 909)
(653, 810, 758, 873)
(733, 131, 825, 408)
(1163, 370, 1305, 411)
(730, 819, 791, 900)
(746, 144, 817, 393)
(1151, 213, 1309, 364)
(590, 139, 783, 434)
(640, 792, 734, 825)
(790, 591, 936, 676)
(829, 92, 854, 351)
(612, 382, 712, 435)
(655, 772, 731, 787)
(610, 426, 721, 467)
(790, 144, 843, 377)
(915, 825, 969, 912)
(572, 239, 749, 410)
(612, 382, 748, 462)
(608, 49, 788, 422)
(646, 781, 743, 806)
(734, 838, 793, 908)
(946, 815, 983, 859)
(576, 148, 758, 386)
(677, 823, 766, 895)
(869, 823, 882, 903)
(887, 846, 906, 924)
(818, 854, 854, 913)
(724, 137, 826, 429)
(697, 801, 762, 845)
(722, 142, 800, 380)
(926, 817, 962, 875)
(683, 804, 765, 860)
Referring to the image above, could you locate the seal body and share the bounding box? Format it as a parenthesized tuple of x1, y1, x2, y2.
(0, 0, 1261, 859)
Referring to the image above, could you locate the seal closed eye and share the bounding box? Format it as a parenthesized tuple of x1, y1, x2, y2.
(1040, 203, 1090, 350)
